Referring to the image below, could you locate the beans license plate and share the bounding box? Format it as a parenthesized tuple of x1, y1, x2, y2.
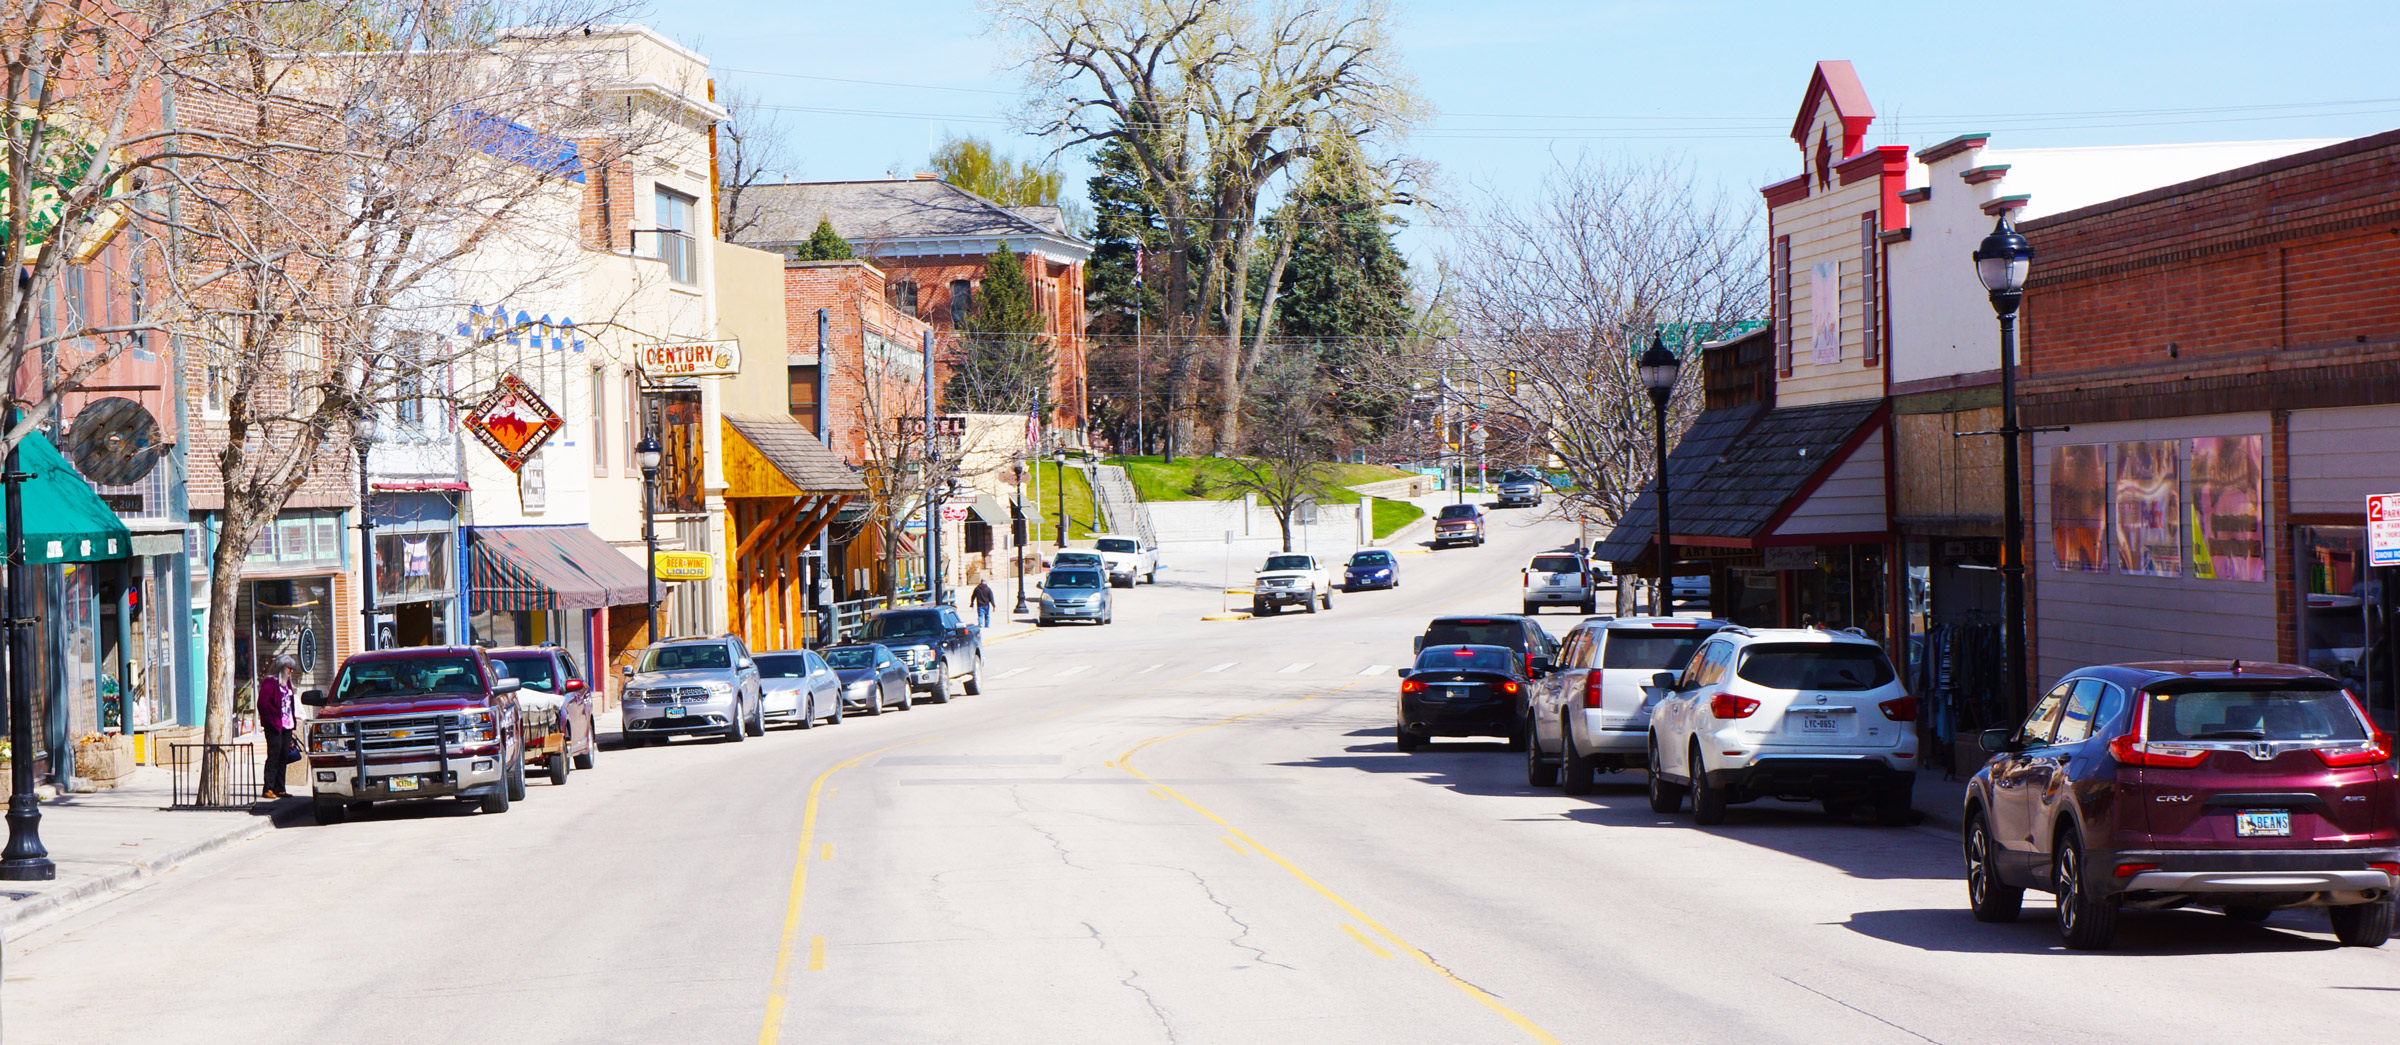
(1799, 714, 1840, 734)
(2235, 810, 2291, 837)
(383, 776, 420, 792)
(665, 706, 686, 719)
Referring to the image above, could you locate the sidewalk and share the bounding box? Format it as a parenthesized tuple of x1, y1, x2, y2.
(1910, 766, 1970, 832)
(0, 765, 290, 933)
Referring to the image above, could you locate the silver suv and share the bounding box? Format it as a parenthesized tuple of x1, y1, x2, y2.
(619, 636, 765, 746)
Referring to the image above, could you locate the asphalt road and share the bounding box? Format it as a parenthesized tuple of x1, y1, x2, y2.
(8, 506, 2398, 1044)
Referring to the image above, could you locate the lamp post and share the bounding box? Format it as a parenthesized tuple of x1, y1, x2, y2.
(1012, 462, 1030, 614)
(1637, 332, 1683, 615)
(1053, 449, 1068, 553)
(0, 404, 51, 881)
(1974, 213, 2036, 722)
(637, 434, 663, 645)
(355, 413, 379, 651)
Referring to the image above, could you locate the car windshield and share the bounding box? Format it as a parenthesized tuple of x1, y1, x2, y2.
(1501, 471, 1537, 483)
(1095, 538, 1138, 553)
(332, 656, 483, 702)
(1420, 621, 1523, 650)
(1263, 555, 1313, 571)
(1054, 552, 1103, 565)
(488, 654, 557, 690)
(1415, 646, 1515, 674)
(1601, 630, 1714, 671)
(822, 647, 875, 670)
(1735, 644, 1896, 691)
(1048, 570, 1104, 589)
(1437, 504, 1478, 520)
(1349, 552, 1392, 567)
(862, 612, 942, 639)
(1529, 556, 1582, 574)
(639, 644, 733, 672)
(755, 654, 814, 679)
(2146, 687, 2367, 742)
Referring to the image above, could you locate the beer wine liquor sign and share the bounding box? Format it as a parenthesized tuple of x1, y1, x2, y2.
(462, 373, 563, 473)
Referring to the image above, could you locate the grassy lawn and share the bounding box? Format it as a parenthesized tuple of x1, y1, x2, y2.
(1027, 460, 1101, 543)
(1370, 498, 1424, 539)
(1107, 455, 1414, 504)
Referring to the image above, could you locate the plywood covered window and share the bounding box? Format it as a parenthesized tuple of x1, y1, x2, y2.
(1775, 236, 1793, 374)
(1859, 213, 1880, 367)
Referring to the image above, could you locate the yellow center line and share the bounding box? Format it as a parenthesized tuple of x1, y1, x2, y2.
(1115, 684, 1564, 1045)
(818, 843, 833, 862)
(1340, 922, 1395, 959)
(807, 936, 827, 972)
(757, 737, 933, 1045)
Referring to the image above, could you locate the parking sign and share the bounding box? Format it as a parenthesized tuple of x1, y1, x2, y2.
(2371, 492, 2400, 567)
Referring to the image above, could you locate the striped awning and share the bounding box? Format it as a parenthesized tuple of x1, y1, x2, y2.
(470, 526, 650, 612)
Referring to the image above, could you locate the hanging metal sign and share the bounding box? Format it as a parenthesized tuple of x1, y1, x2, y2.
(461, 373, 562, 473)
(638, 338, 741, 378)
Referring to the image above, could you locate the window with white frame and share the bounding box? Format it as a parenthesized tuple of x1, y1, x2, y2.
(285, 324, 324, 418)
(654, 186, 697, 285)
(591, 364, 609, 477)
(393, 331, 428, 431)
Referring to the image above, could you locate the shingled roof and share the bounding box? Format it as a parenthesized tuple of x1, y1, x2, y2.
(724, 414, 866, 494)
(1593, 398, 1883, 568)
(733, 179, 1090, 259)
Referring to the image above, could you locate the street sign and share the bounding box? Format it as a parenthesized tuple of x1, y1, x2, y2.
(2370, 492, 2400, 567)
(460, 373, 561, 473)
(638, 338, 742, 378)
(654, 551, 713, 580)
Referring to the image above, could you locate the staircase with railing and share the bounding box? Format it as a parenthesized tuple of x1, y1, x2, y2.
(1087, 463, 1157, 547)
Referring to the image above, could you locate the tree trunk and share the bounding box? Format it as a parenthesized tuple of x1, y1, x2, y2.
(1215, 212, 1264, 452)
(196, 508, 271, 805)
(1277, 508, 1294, 553)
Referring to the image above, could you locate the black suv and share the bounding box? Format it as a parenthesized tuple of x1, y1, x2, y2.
(856, 605, 984, 702)
(1410, 615, 1557, 746)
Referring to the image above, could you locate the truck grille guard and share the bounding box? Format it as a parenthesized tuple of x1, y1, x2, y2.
(314, 711, 479, 791)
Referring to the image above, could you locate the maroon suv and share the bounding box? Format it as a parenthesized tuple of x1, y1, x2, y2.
(1961, 660, 2396, 949)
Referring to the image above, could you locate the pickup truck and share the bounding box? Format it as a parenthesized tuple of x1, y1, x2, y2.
(1252, 553, 1333, 615)
(1089, 534, 1158, 587)
(302, 646, 527, 824)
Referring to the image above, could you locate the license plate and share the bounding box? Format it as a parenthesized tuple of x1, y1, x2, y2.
(1799, 714, 1840, 734)
(384, 776, 420, 792)
(665, 706, 686, 719)
(2235, 810, 2291, 837)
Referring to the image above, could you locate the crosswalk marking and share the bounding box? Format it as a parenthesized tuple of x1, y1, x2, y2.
(1279, 662, 1312, 673)
(994, 667, 1030, 680)
(1054, 665, 1092, 678)
(1135, 664, 1163, 675)
(1204, 662, 1237, 673)
(1358, 664, 1392, 676)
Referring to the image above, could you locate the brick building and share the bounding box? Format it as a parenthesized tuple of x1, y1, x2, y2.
(2018, 128, 2400, 720)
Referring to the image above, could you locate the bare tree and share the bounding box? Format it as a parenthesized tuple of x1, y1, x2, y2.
(991, 0, 1421, 453)
(1442, 155, 1766, 606)
(1215, 343, 1352, 551)
(716, 84, 797, 242)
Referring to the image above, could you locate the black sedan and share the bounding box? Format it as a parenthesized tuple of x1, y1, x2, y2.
(1394, 643, 1537, 752)
(823, 644, 912, 715)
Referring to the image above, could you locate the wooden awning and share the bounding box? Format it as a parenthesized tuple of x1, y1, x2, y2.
(723, 414, 866, 497)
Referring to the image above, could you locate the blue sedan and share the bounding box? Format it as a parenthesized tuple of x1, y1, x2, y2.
(1342, 549, 1399, 591)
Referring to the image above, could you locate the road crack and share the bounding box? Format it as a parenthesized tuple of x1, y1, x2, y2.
(1008, 786, 1092, 872)
(1779, 975, 1945, 1044)
(1082, 920, 1179, 1044)
(1167, 865, 1296, 971)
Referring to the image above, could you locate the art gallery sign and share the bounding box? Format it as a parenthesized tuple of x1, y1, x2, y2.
(638, 338, 742, 378)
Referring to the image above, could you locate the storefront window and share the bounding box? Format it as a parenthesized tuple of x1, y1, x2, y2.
(2050, 444, 2107, 573)
(2296, 526, 2367, 695)
(2187, 436, 2265, 582)
(243, 577, 335, 708)
(375, 531, 452, 601)
(2112, 440, 2182, 577)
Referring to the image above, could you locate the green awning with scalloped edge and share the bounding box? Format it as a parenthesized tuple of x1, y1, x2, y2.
(5, 431, 132, 564)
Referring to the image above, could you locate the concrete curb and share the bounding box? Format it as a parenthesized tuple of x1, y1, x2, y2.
(1, 811, 277, 934)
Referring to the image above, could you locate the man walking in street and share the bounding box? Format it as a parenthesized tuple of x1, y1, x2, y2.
(971, 578, 995, 629)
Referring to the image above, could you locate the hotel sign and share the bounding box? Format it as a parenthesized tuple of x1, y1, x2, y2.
(639, 339, 741, 378)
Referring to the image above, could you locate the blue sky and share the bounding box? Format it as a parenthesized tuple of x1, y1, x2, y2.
(647, 1, 2400, 265)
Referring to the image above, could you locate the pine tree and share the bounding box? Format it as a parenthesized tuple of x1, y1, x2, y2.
(791, 215, 854, 261)
(948, 245, 1052, 414)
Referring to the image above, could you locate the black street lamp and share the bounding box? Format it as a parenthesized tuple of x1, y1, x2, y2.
(0, 404, 51, 881)
(1637, 332, 1682, 616)
(1052, 449, 1068, 553)
(1012, 461, 1030, 614)
(356, 413, 379, 652)
(636, 434, 663, 645)
(1974, 213, 2036, 722)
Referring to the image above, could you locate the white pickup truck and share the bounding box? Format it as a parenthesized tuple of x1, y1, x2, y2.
(1251, 553, 1333, 615)
(1089, 534, 1158, 588)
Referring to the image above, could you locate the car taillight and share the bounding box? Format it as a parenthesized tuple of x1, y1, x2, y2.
(1583, 671, 1603, 709)
(2107, 732, 2208, 768)
(2314, 727, 2393, 768)
(1501, 680, 1520, 695)
(1401, 679, 1425, 694)
(1878, 696, 1917, 722)
(1708, 694, 1760, 719)
(2113, 862, 2158, 878)
(1523, 572, 1532, 588)
(2369, 862, 2400, 879)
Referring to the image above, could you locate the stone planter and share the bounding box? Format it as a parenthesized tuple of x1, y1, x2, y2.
(74, 734, 136, 789)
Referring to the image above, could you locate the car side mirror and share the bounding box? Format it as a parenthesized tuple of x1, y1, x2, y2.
(1650, 672, 1678, 690)
(493, 677, 522, 695)
(620, 665, 635, 679)
(1395, 667, 1414, 679)
(1979, 728, 2024, 754)
(1411, 637, 1424, 653)
(739, 658, 756, 670)
(301, 689, 327, 707)
(1531, 656, 1554, 675)
(563, 678, 587, 693)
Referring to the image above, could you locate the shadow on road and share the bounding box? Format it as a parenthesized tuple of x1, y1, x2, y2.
(1839, 906, 2343, 956)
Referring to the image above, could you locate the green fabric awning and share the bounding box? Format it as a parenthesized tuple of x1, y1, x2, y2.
(8, 431, 131, 564)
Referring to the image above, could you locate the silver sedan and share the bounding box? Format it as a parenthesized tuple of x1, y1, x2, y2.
(755, 649, 846, 729)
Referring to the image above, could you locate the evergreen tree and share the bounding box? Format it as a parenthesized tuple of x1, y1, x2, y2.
(1252, 149, 1413, 433)
(948, 245, 1053, 414)
(791, 215, 854, 261)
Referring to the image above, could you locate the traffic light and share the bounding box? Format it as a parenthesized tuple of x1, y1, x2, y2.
(1505, 369, 1518, 395)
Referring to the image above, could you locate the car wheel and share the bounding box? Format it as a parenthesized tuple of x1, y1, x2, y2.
(828, 695, 844, 725)
(2054, 829, 2120, 950)
(546, 748, 570, 786)
(313, 796, 347, 826)
(927, 675, 951, 705)
(745, 698, 766, 737)
(573, 730, 598, 771)
(1525, 729, 1557, 787)
(1687, 743, 1726, 826)
(1645, 738, 1686, 813)
(1395, 723, 1421, 752)
(1522, 602, 1537, 616)
(723, 705, 746, 743)
(1560, 719, 1597, 795)
(2330, 900, 2394, 947)
(896, 682, 913, 711)
(505, 754, 528, 802)
(1322, 588, 1333, 610)
(798, 693, 819, 727)
(1305, 593, 1319, 614)
(1964, 812, 2023, 923)
(863, 687, 882, 716)
(963, 658, 983, 695)
(1251, 599, 1268, 616)
(482, 764, 516, 815)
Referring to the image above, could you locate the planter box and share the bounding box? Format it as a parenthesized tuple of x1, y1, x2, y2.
(75, 735, 136, 788)
(149, 727, 205, 768)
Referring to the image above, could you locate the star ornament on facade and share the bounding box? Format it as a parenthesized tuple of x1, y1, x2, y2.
(461, 372, 563, 473)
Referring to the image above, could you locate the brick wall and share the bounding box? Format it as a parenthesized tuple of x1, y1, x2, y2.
(856, 249, 1089, 428)
(784, 260, 932, 466)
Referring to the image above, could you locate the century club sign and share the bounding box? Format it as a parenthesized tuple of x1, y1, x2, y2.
(638, 338, 742, 378)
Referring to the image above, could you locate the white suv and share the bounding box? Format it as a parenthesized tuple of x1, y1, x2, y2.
(1526, 617, 1726, 793)
(1645, 627, 1917, 826)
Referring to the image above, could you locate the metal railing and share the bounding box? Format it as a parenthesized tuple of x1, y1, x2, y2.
(1088, 463, 1158, 547)
(168, 743, 260, 810)
(829, 587, 931, 643)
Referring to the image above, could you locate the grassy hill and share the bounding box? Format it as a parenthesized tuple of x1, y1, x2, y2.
(1105, 455, 1424, 539)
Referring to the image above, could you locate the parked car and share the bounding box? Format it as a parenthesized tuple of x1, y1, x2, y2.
(301, 647, 527, 824)
(1253, 553, 1333, 615)
(1521, 551, 1599, 616)
(486, 645, 599, 785)
(1495, 471, 1547, 508)
(1526, 617, 1727, 793)
(1432, 503, 1486, 547)
(619, 636, 766, 745)
(1051, 549, 1106, 572)
(822, 644, 912, 714)
(1646, 627, 1917, 827)
(1396, 644, 1540, 751)
(1342, 549, 1399, 591)
(1039, 568, 1115, 626)
(1960, 660, 2397, 950)
(755, 649, 845, 728)
(1090, 534, 1159, 587)
(856, 604, 983, 701)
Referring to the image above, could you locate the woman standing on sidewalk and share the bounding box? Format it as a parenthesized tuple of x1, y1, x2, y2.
(259, 656, 299, 800)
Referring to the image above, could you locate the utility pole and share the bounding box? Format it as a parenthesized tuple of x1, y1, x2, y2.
(924, 330, 942, 604)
